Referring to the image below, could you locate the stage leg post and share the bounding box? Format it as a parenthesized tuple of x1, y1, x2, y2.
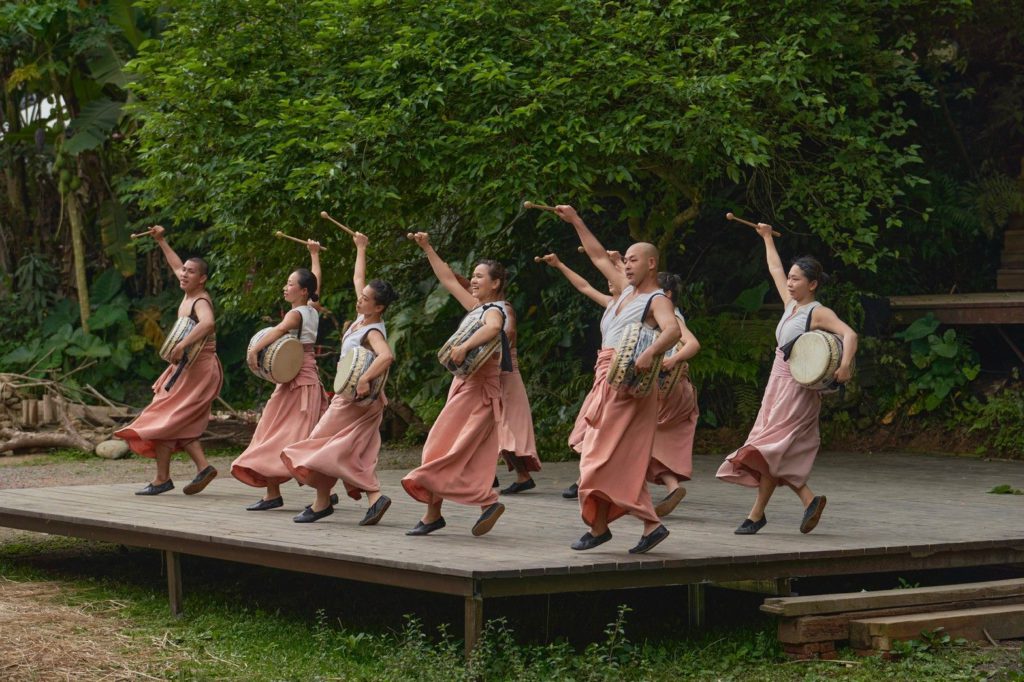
(687, 583, 706, 629)
(464, 592, 483, 659)
(165, 550, 183, 617)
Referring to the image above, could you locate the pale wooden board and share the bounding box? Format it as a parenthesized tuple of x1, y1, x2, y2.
(1, 453, 1022, 587)
(849, 604, 1024, 648)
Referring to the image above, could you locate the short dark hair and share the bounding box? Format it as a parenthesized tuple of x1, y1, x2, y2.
(185, 257, 209, 277)
(293, 268, 319, 302)
(792, 256, 830, 287)
(368, 279, 398, 309)
(657, 271, 681, 302)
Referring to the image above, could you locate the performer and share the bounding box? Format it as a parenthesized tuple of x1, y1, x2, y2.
(536, 252, 622, 500)
(401, 232, 507, 536)
(281, 231, 397, 525)
(554, 205, 680, 554)
(115, 225, 221, 496)
(231, 241, 327, 510)
(716, 222, 858, 534)
(648, 272, 701, 517)
(496, 301, 542, 494)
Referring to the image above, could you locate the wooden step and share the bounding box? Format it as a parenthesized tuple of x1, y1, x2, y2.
(761, 578, 1024, 617)
(997, 269, 1024, 291)
(849, 604, 1024, 651)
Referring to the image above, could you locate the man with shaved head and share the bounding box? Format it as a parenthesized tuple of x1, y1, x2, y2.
(554, 205, 681, 554)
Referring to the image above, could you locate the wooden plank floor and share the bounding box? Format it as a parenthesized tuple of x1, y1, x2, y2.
(1, 453, 1023, 598)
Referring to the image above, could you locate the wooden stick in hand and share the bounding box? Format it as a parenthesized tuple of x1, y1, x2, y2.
(524, 201, 558, 213)
(320, 210, 356, 236)
(130, 230, 155, 239)
(275, 230, 327, 250)
(726, 212, 781, 237)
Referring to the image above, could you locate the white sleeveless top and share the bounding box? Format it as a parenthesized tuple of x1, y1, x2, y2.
(288, 305, 319, 345)
(775, 299, 821, 348)
(341, 314, 387, 356)
(599, 299, 617, 339)
(602, 286, 665, 348)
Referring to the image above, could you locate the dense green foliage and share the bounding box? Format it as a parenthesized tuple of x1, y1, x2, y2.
(2, 0, 1023, 448)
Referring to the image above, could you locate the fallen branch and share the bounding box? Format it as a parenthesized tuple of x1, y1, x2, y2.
(0, 428, 92, 453)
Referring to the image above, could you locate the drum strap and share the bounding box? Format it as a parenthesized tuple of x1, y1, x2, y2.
(481, 303, 513, 372)
(639, 292, 667, 330)
(188, 296, 213, 322)
(780, 305, 815, 361)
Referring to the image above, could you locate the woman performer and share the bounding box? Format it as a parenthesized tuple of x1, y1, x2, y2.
(496, 300, 542, 494)
(115, 225, 221, 496)
(716, 222, 857, 534)
(281, 231, 397, 525)
(554, 205, 680, 554)
(401, 232, 507, 536)
(648, 272, 701, 517)
(231, 241, 327, 510)
(536, 252, 622, 499)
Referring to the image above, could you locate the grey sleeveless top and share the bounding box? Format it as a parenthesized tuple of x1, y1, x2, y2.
(602, 286, 665, 348)
(775, 299, 821, 348)
(341, 314, 387, 355)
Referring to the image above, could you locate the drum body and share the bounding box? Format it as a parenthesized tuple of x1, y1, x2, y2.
(607, 323, 664, 397)
(657, 341, 689, 399)
(159, 317, 205, 368)
(437, 317, 501, 377)
(334, 346, 386, 400)
(247, 328, 304, 384)
(789, 330, 844, 392)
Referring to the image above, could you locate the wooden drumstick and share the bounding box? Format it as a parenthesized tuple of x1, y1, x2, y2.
(577, 245, 585, 253)
(533, 256, 544, 263)
(523, 200, 558, 213)
(274, 230, 327, 251)
(726, 212, 781, 237)
(130, 230, 155, 239)
(320, 210, 356, 236)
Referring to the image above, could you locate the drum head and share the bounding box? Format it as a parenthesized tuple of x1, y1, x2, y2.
(790, 331, 840, 387)
(335, 347, 366, 394)
(264, 338, 304, 383)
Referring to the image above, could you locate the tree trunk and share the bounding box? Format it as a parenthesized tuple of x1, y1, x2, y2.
(66, 173, 91, 333)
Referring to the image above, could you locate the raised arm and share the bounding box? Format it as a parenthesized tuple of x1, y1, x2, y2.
(149, 225, 184, 276)
(307, 239, 323, 298)
(352, 231, 368, 298)
(810, 306, 858, 384)
(409, 232, 478, 311)
(554, 205, 628, 293)
(540, 253, 612, 307)
(756, 223, 789, 305)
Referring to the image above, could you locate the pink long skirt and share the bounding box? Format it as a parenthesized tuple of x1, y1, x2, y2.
(499, 350, 541, 472)
(578, 348, 659, 527)
(402, 358, 503, 507)
(231, 347, 326, 487)
(114, 342, 223, 457)
(648, 375, 698, 484)
(716, 349, 822, 489)
(280, 390, 387, 500)
(568, 358, 603, 454)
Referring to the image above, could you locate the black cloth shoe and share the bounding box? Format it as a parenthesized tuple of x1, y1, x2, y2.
(293, 505, 333, 523)
(734, 515, 767, 535)
(304, 493, 340, 511)
(406, 517, 446, 536)
(500, 479, 536, 495)
(135, 480, 174, 496)
(182, 465, 217, 495)
(800, 496, 827, 534)
(629, 524, 670, 554)
(359, 496, 391, 526)
(471, 503, 505, 536)
(561, 482, 579, 499)
(570, 530, 612, 550)
(246, 497, 283, 511)
(492, 476, 500, 488)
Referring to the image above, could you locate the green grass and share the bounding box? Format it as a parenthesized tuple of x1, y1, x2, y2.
(0, 536, 1021, 681)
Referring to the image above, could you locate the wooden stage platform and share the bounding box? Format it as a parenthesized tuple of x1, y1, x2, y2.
(1, 454, 1023, 654)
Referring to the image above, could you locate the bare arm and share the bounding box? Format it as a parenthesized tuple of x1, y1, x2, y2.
(755, 223, 789, 305)
(663, 317, 701, 368)
(540, 254, 612, 307)
(409, 232, 478, 311)
(355, 329, 394, 397)
(149, 225, 184, 276)
(352, 231, 369, 298)
(810, 306, 858, 383)
(307, 240, 323, 298)
(554, 205, 628, 293)
(633, 296, 682, 371)
(246, 310, 302, 371)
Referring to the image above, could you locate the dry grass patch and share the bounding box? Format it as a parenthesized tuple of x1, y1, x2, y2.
(0, 576, 185, 681)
